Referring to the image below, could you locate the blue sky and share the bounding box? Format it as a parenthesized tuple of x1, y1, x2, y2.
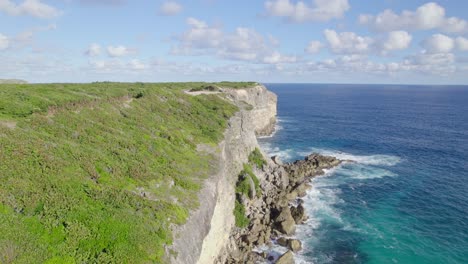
(1, 0, 468, 84)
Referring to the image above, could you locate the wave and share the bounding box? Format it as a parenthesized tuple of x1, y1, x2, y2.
(257, 145, 401, 263)
(259, 143, 295, 161)
(299, 148, 401, 167)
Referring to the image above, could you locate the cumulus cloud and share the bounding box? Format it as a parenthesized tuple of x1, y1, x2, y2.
(85, 43, 101, 56)
(0, 0, 62, 19)
(107, 45, 133, 57)
(172, 17, 296, 64)
(264, 0, 350, 22)
(381, 31, 412, 51)
(422, 34, 455, 53)
(305, 40, 323, 53)
(78, 0, 126, 6)
(322, 29, 413, 56)
(456, 37, 468, 51)
(159, 1, 182, 16)
(128, 59, 147, 70)
(324, 29, 374, 54)
(359, 2, 468, 33)
(300, 50, 458, 77)
(0, 33, 10, 50)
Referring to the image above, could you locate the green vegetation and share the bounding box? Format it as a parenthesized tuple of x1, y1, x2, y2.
(189, 85, 220, 92)
(217, 81, 257, 89)
(233, 158, 264, 227)
(0, 82, 246, 263)
(233, 200, 249, 228)
(248, 148, 266, 169)
(188, 82, 257, 92)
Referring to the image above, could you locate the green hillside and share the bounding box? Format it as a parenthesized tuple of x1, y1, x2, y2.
(0, 82, 247, 263)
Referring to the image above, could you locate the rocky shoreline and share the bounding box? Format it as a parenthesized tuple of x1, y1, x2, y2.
(221, 153, 342, 263)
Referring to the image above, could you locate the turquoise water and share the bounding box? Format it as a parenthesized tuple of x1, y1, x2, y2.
(259, 84, 468, 264)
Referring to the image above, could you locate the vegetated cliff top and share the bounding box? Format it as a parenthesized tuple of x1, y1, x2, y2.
(0, 82, 255, 263)
(0, 79, 28, 84)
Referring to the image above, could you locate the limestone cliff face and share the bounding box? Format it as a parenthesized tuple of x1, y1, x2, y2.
(169, 84, 277, 264)
(224, 85, 277, 136)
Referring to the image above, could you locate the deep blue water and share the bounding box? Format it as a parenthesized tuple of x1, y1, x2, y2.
(258, 84, 468, 264)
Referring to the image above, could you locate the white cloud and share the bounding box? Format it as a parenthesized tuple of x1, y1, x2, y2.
(265, 0, 350, 22)
(324, 29, 374, 54)
(172, 18, 296, 64)
(359, 2, 468, 33)
(422, 34, 455, 53)
(456, 37, 468, 51)
(322, 30, 412, 56)
(262, 51, 297, 64)
(128, 59, 147, 70)
(107, 45, 133, 57)
(159, 1, 182, 16)
(0, 33, 9, 50)
(85, 43, 101, 56)
(406, 52, 456, 76)
(306, 40, 323, 53)
(379, 31, 412, 53)
(0, 0, 62, 19)
(300, 50, 457, 77)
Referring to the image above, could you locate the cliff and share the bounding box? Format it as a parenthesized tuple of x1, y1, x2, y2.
(171, 84, 342, 264)
(170, 84, 277, 264)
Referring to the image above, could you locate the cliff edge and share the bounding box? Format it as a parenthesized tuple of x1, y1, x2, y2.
(170, 84, 277, 264)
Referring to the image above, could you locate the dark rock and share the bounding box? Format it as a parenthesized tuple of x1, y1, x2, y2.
(271, 155, 283, 166)
(290, 204, 305, 224)
(277, 237, 288, 247)
(283, 154, 341, 184)
(293, 183, 311, 197)
(276, 251, 294, 264)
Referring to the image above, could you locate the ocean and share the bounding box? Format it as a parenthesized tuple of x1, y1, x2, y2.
(258, 84, 468, 264)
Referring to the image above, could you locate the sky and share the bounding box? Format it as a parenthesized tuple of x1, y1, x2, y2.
(1, 0, 468, 84)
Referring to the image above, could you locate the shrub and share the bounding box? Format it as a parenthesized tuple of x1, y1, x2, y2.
(248, 148, 266, 168)
(234, 200, 249, 228)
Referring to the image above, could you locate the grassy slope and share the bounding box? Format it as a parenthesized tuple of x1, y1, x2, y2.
(0, 82, 250, 263)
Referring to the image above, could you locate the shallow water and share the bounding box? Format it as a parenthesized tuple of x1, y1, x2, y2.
(259, 84, 468, 264)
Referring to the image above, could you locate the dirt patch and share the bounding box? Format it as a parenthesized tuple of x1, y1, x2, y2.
(184, 90, 221, 96)
(122, 96, 134, 108)
(0, 121, 17, 129)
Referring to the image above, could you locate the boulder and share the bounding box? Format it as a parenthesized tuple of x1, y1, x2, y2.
(277, 218, 296, 235)
(287, 239, 302, 252)
(276, 251, 294, 264)
(290, 204, 305, 224)
(293, 183, 311, 197)
(274, 207, 296, 235)
(276, 237, 288, 247)
(271, 155, 283, 166)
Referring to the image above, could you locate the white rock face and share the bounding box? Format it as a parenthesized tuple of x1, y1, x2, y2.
(224, 85, 278, 136)
(170, 84, 277, 264)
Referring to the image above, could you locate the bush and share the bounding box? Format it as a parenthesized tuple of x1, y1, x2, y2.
(234, 200, 249, 228)
(248, 148, 266, 168)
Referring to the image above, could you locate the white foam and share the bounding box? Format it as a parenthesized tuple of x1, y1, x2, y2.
(338, 164, 397, 180)
(257, 145, 401, 263)
(259, 142, 296, 161)
(298, 148, 401, 166)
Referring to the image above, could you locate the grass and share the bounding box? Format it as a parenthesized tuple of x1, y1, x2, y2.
(0, 82, 247, 263)
(188, 82, 257, 92)
(248, 148, 266, 169)
(233, 151, 265, 228)
(233, 200, 249, 228)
